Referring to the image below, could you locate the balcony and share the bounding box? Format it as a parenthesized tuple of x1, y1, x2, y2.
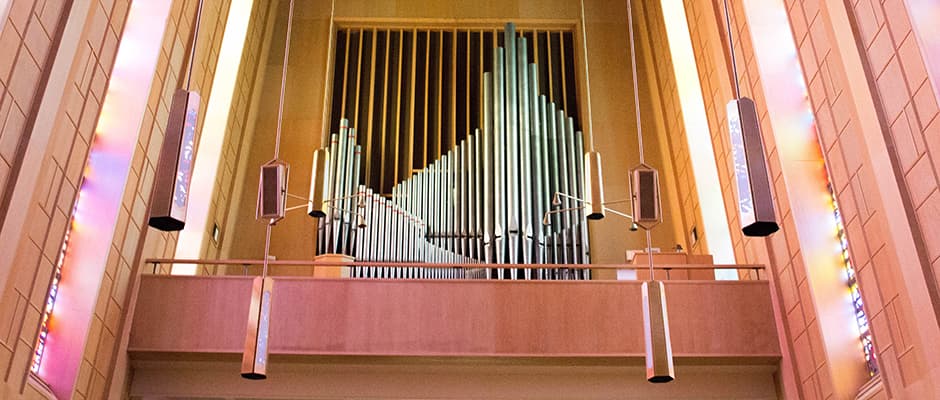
(127, 260, 782, 399)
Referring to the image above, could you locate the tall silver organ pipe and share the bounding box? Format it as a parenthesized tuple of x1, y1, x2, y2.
(315, 23, 590, 280)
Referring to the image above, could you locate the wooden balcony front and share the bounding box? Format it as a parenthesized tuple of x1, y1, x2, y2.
(126, 261, 782, 399)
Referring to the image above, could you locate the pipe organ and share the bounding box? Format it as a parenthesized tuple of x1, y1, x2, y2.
(316, 23, 590, 279)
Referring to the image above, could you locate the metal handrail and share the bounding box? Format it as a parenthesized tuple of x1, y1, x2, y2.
(145, 258, 766, 278)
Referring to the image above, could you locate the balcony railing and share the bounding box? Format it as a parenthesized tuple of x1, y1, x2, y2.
(144, 258, 767, 280)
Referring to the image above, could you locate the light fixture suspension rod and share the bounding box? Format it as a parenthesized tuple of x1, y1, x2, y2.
(286, 193, 311, 202)
(261, 0, 297, 280)
(601, 198, 632, 206)
(546, 206, 585, 216)
(184, 0, 206, 91)
(722, 0, 742, 99)
(603, 207, 634, 221)
(554, 191, 586, 205)
(646, 230, 654, 278)
(287, 202, 362, 218)
(626, 0, 645, 164)
(273, 0, 296, 160)
(554, 192, 631, 212)
(626, 0, 654, 278)
(262, 224, 272, 277)
(285, 204, 310, 212)
(288, 192, 365, 204)
(578, 0, 596, 151)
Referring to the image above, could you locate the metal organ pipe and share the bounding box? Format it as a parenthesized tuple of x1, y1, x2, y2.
(505, 23, 520, 267)
(527, 64, 544, 265)
(313, 23, 592, 280)
(483, 72, 494, 265)
(517, 36, 533, 271)
(494, 47, 506, 268)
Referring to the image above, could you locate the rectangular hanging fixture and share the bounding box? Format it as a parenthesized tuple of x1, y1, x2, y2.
(630, 164, 661, 230)
(256, 161, 289, 222)
(149, 90, 200, 231)
(642, 280, 674, 383)
(241, 277, 274, 379)
(727, 98, 779, 236)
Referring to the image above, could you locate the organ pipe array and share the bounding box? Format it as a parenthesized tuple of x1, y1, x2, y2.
(315, 23, 589, 280)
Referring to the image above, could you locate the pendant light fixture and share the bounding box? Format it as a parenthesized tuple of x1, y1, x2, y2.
(307, 148, 331, 218)
(579, 0, 606, 220)
(642, 278, 674, 382)
(149, 0, 206, 231)
(625, 0, 673, 383)
(722, 0, 779, 237)
(242, 0, 298, 380)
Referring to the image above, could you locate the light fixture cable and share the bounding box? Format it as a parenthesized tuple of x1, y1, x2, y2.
(722, 0, 742, 99)
(579, 0, 596, 151)
(625, 0, 654, 279)
(273, 0, 296, 160)
(626, 0, 645, 165)
(263, 0, 296, 278)
(184, 0, 206, 91)
(322, 0, 336, 147)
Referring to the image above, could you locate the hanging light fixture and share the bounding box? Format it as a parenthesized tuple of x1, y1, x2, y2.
(722, 0, 779, 237)
(242, 0, 298, 380)
(579, 0, 606, 221)
(642, 280, 674, 382)
(149, 0, 206, 231)
(307, 148, 330, 218)
(625, 0, 673, 383)
(584, 151, 606, 219)
(241, 276, 274, 379)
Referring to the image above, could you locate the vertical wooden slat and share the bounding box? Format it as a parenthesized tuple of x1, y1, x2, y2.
(451, 28, 457, 150)
(358, 31, 374, 158)
(550, 32, 565, 107)
(479, 30, 485, 130)
(365, 28, 378, 188)
(533, 30, 539, 76)
(324, 23, 339, 145)
(423, 31, 431, 168)
(483, 29, 488, 132)
(546, 31, 554, 105)
(408, 28, 417, 175)
(536, 31, 550, 96)
(378, 30, 391, 191)
(559, 31, 568, 113)
(353, 29, 365, 128)
(340, 29, 352, 122)
(413, 30, 425, 171)
(388, 31, 401, 193)
(393, 29, 404, 183)
(436, 30, 444, 159)
(562, 32, 580, 130)
(466, 30, 471, 139)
